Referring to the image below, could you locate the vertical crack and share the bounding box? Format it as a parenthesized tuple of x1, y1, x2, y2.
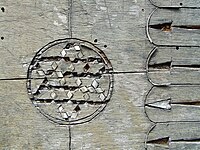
(68, 0, 73, 38)
(103, 0, 112, 28)
(68, 125, 72, 150)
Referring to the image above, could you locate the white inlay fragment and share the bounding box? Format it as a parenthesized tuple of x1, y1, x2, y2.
(91, 79, 99, 89)
(74, 45, 81, 51)
(99, 93, 105, 101)
(56, 71, 63, 78)
(69, 64, 75, 72)
(67, 91, 73, 99)
(83, 93, 90, 100)
(80, 86, 88, 93)
(51, 62, 58, 70)
(37, 70, 45, 76)
(76, 78, 82, 86)
(96, 88, 104, 93)
(61, 49, 67, 56)
(51, 92, 57, 99)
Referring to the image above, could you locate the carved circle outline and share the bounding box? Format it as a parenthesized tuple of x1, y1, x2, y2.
(26, 38, 114, 125)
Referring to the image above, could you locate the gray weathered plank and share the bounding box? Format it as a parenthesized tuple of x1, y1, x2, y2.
(146, 123, 200, 150)
(0, 0, 153, 149)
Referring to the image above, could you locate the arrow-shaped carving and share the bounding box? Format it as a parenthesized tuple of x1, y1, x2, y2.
(147, 137, 200, 148)
(146, 98, 200, 110)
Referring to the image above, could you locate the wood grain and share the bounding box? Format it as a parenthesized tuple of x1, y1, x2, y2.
(0, 0, 200, 149)
(145, 86, 200, 123)
(147, 8, 200, 47)
(150, 0, 200, 8)
(146, 123, 200, 150)
(147, 47, 200, 85)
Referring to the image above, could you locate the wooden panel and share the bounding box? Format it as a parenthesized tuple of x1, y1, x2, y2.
(149, 0, 200, 8)
(145, 123, 200, 150)
(145, 86, 200, 123)
(147, 8, 200, 47)
(146, 47, 200, 86)
(0, 0, 152, 149)
(1, 0, 200, 149)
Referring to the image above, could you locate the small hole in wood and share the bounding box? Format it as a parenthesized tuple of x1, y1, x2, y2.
(104, 45, 107, 48)
(1, 7, 5, 12)
(94, 39, 98, 43)
(180, 3, 183, 6)
(142, 9, 145, 12)
(1, 37, 4, 40)
(176, 46, 179, 50)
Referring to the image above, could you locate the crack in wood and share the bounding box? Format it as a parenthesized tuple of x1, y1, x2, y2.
(147, 137, 200, 147)
(33, 85, 80, 94)
(68, 0, 73, 38)
(149, 21, 200, 32)
(38, 56, 103, 63)
(149, 21, 173, 32)
(34, 98, 109, 105)
(149, 61, 200, 70)
(147, 137, 170, 146)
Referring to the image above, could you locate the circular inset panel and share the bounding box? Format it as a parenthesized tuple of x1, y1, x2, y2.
(27, 38, 114, 125)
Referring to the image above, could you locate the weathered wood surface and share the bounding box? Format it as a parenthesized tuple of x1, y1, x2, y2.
(147, 8, 200, 47)
(0, 0, 147, 79)
(0, 75, 150, 149)
(149, 0, 200, 8)
(0, 80, 70, 149)
(145, 86, 200, 122)
(147, 47, 200, 85)
(0, 0, 200, 149)
(146, 123, 200, 150)
(0, 0, 70, 79)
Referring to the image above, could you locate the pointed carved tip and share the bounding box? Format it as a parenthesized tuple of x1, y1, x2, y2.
(147, 137, 170, 146)
(146, 99, 171, 110)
